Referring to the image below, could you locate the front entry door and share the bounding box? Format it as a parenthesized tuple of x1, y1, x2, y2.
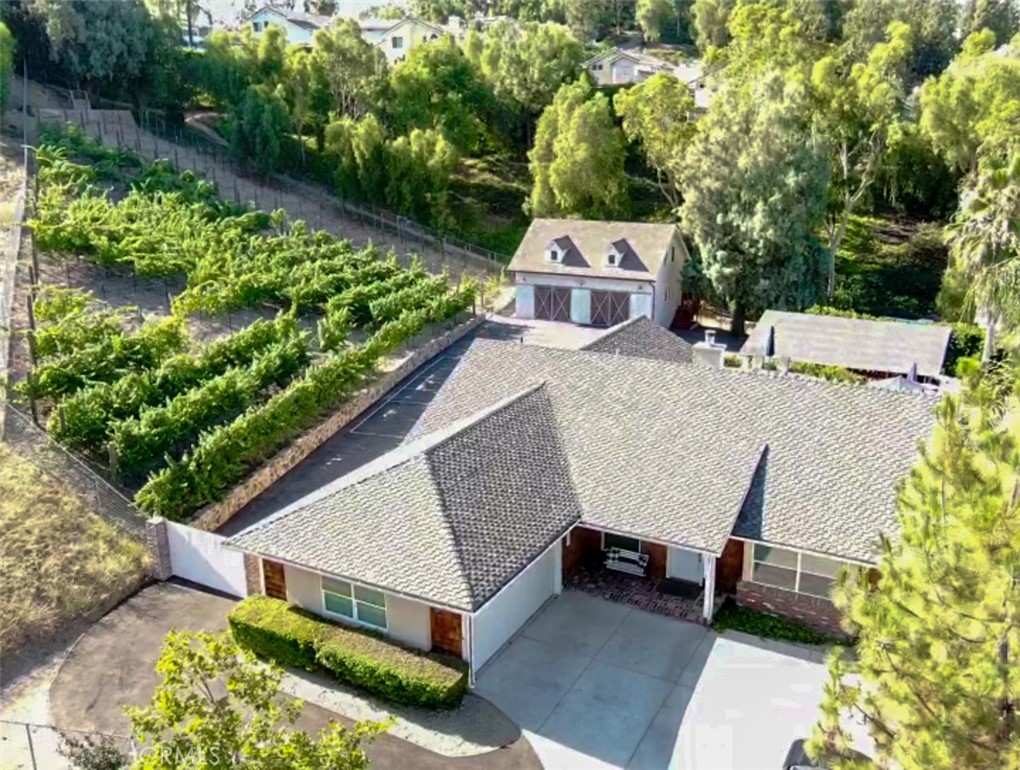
(430, 607, 463, 656)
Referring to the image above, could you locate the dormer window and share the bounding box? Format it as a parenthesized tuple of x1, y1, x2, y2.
(546, 247, 562, 263)
(606, 242, 626, 268)
(606, 252, 619, 267)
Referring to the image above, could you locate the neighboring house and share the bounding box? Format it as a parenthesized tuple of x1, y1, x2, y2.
(363, 17, 450, 63)
(509, 219, 688, 329)
(673, 57, 718, 112)
(227, 325, 936, 679)
(740, 310, 953, 381)
(244, 5, 331, 45)
(585, 48, 673, 85)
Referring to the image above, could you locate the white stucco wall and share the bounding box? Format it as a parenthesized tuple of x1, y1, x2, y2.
(376, 20, 443, 63)
(473, 544, 558, 670)
(248, 10, 315, 45)
(629, 292, 653, 320)
(284, 564, 431, 651)
(653, 233, 685, 327)
(515, 272, 654, 295)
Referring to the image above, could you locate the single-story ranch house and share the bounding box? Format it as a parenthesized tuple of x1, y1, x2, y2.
(509, 219, 688, 329)
(741, 310, 953, 381)
(228, 320, 936, 681)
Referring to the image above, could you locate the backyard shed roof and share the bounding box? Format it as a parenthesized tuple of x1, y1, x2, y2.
(509, 219, 678, 280)
(740, 311, 952, 378)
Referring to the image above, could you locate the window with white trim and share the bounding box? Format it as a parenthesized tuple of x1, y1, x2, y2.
(392, 35, 404, 49)
(322, 576, 387, 629)
(751, 544, 846, 599)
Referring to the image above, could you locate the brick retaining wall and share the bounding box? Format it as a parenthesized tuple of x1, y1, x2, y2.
(736, 580, 846, 636)
(189, 315, 485, 532)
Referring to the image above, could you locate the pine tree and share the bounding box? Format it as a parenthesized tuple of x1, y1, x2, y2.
(810, 363, 1020, 769)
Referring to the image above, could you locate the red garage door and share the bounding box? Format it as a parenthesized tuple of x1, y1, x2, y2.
(534, 285, 571, 322)
(590, 291, 630, 327)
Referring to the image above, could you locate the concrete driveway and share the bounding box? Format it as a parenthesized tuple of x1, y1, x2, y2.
(475, 591, 854, 770)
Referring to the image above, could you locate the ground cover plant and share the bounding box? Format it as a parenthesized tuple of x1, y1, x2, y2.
(0, 445, 148, 657)
(25, 125, 476, 520)
(712, 599, 846, 646)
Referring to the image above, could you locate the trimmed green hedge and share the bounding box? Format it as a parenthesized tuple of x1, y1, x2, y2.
(228, 595, 468, 709)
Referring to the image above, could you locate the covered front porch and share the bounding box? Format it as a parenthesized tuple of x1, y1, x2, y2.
(562, 526, 740, 624)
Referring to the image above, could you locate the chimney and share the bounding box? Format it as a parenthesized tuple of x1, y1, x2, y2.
(693, 329, 725, 369)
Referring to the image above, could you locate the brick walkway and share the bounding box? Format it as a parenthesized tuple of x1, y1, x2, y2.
(566, 565, 708, 624)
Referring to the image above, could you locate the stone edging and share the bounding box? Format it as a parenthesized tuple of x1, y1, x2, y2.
(189, 314, 486, 532)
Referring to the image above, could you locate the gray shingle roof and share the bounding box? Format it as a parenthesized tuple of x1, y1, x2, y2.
(508, 219, 678, 280)
(582, 316, 694, 364)
(740, 310, 952, 378)
(227, 384, 581, 611)
(415, 341, 937, 564)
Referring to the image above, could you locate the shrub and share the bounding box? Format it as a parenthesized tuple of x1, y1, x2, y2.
(229, 595, 468, 708)
(945, 323, 985, 375)
(228, 594, 324, 671)
(713, 599, 845, 646)
(788, 361, 867, 384)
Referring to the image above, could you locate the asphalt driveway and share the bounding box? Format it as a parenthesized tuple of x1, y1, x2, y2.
(475, 591, 860, 770)
(48, 581, 539, 770)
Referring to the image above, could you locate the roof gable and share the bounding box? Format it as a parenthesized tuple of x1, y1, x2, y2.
(582, 316, 694, 364)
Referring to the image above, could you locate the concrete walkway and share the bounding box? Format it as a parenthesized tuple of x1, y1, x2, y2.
(48, 581, 539, 768)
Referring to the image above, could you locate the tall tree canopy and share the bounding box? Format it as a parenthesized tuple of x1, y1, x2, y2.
(812, 20, 913, 293)
(691, 0, 736, 51)
(26, 0, 183, 103)
(946, 154, 1020, 359)
(960, 0, 1019, 47)
(386, 34, 493, 153)
(920, 31, 1020, 176)
(528, 79, 627, 219)
(311, 18, 387, 119)
(229, 84, 290, 173)
(126, 631, 385, 769)
(614, 72, 696, 209)
(810, 367, 1020, 770)
(678, 72, 830, 335)
(636, 0, 674, 42)
(840, 0, 958, 82)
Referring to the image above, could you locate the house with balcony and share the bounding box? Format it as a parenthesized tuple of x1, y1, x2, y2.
(227, 324, 935, 680)
(509, 219, 688, 328)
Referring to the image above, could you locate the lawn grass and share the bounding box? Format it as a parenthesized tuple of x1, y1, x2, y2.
(0, 445, 149, 656)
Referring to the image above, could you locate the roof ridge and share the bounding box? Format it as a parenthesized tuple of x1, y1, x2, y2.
(718, 362, 943, 400)
(580, 316, 644, 349)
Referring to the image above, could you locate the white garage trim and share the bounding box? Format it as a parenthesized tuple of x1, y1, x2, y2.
(470, 536, 563, 673)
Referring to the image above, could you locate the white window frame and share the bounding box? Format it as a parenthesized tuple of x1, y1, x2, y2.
(392, 35, 404, 49)
(546, 248, 561, 263)
(321, 576, 388, 631)
(750, 543, 846, 599)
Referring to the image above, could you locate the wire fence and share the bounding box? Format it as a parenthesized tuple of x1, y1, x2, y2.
(44, 105, 509, 282)
(1, 145, 29, 412)
(2, 403, 147, 538)
(1, 719, 135, 770)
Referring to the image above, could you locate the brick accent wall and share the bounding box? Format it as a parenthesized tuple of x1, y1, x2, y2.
(145, 518, 172, 580)
(715, 539, 744, 594)
(190, 315, 485, 532)
(262, 559, 287, 600)
(562, 526, 602, 579)
(736, 580, 846, 637)
(643, 541, 667, 580)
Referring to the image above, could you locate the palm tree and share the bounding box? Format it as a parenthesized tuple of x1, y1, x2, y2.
(946, 153, 1020, 362)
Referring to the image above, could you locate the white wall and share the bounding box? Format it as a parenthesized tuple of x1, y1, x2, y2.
(473, 545, 558, 670)
(516, 272, 654, 295)
(667, 546, 703, 584)
(611, 58, 638, 84)
(653, 233, 685, 327)
(629, 292, 652, 320)
(166, 522, 248, 597)
(515, 284, 535, 318)
(570, 288, 591, 324)
(284, 564, 431, 650)
(249, 10, 315, 45)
